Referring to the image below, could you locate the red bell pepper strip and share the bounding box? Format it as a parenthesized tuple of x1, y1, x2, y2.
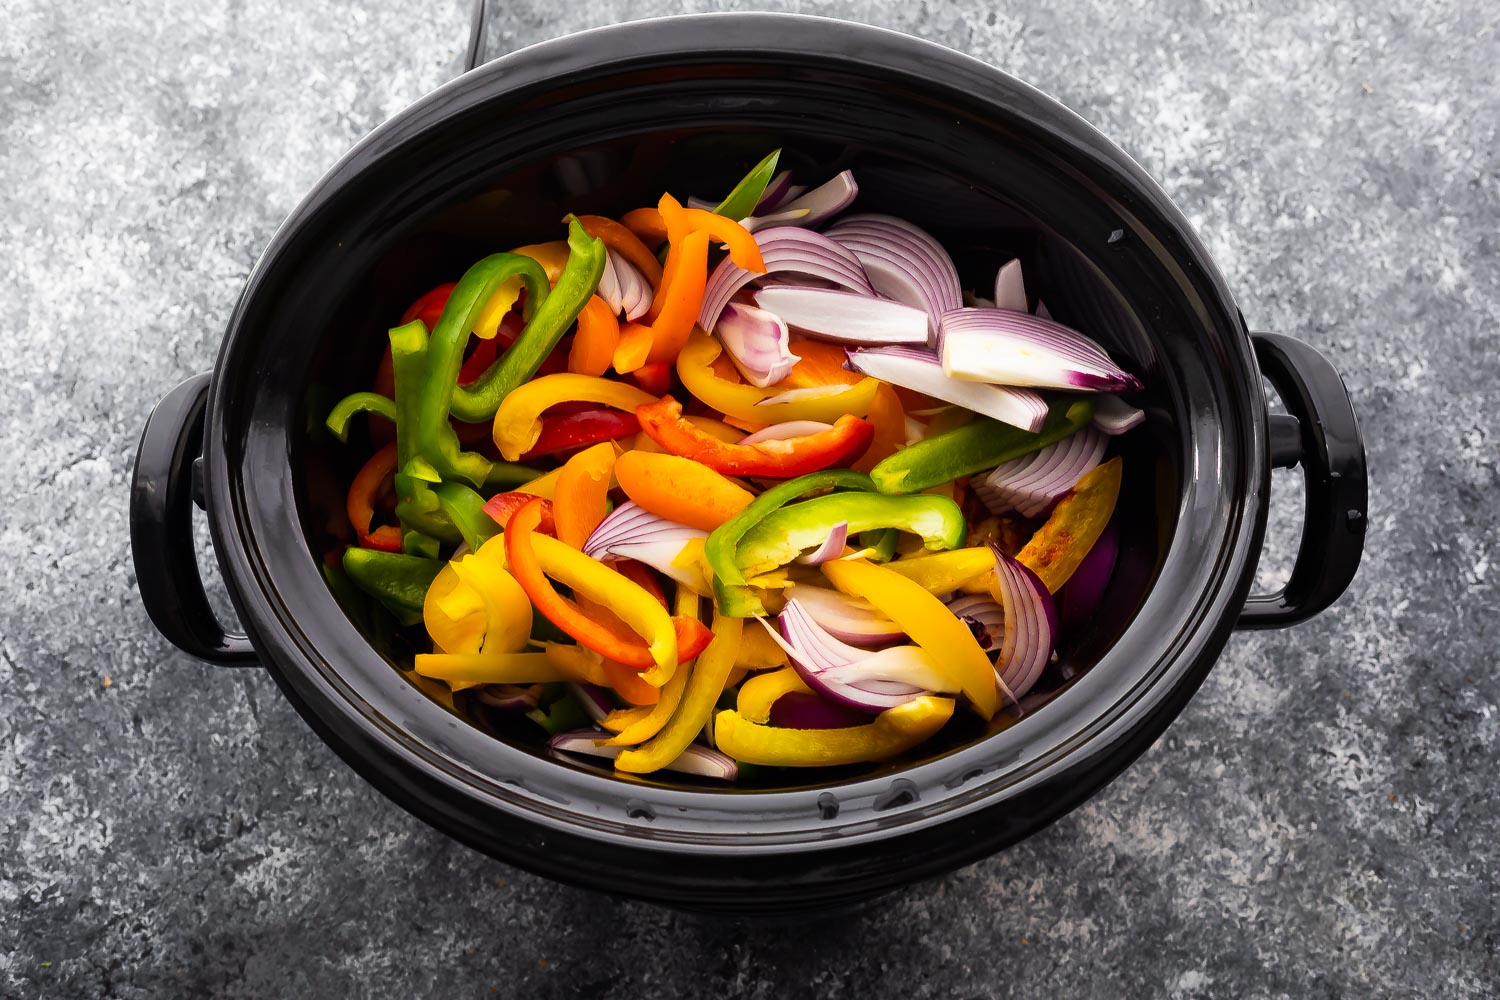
(348, 442, 403, 552)
(483, 492, 556, 534)
(636, 395, 874, 477)
(504, 499, 712, 670)
(627, 361, 673, 397)
(401, 283, 456, 331)
(518, 408, 641, 462)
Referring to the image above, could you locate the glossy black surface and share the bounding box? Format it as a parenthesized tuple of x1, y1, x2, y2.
(130, 14, 1365, 911)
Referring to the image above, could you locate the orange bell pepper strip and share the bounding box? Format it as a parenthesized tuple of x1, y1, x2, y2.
(552, 442, 618, 549)
(735, 666, 814, 724)
(775, 337, 863, 388)
(658, 194, 765, 273)
(621, 207, 668, 249)
(822, 559, 999, 719)
(853, 384, 906, 474)
(636, 229, 711, 366)
(347, 443, 402, 552)
(626, 361, 673, 397)
(567, 295, 621, 377)
(677, 329, 880, 424)
(612, 321, 655, 374)
(636, 395, 874, 478)
(504, 498, 711, 672)
(614, 450, 755, 532)
(713, 696, 956, 767)
(573, 214, 664, 287)
(1016, 457, 1123, 593)
(492, 373, 657, 461)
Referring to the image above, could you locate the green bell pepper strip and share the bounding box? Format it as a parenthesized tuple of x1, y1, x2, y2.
(870, 398, 1096, 494)
(402, 529, 441, 560)
(705, 469, 875, 617)
(415, 252, 550, 488)
(342, 547, 443, 627)
(860, 527, 901, 563)
(430, 481, 500, 553)
(527, 689, 589, 735)
(735, 493, 967, 579)
(714, 148, 780, 220)
(325, 391, 396, 443)
(389, 321, 463, 545)
(450, 219, 607, 423)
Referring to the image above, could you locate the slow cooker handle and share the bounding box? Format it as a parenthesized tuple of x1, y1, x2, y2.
(1238, 334, 1368, 629)
(130, 372, 258, 665)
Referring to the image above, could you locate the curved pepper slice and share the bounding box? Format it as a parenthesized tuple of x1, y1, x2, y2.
(658, 194, 765, 274)
(614, 612, 744, 774)
(573, 214, 665, 287)
(621, 229, 709, 368)
(620, 206, 669, 249)
(505, 498, 710, 672)
(519, 407, 640, 462)
(1016, 457, 1123, 593)
(603, 589, 701, 745)
(614, 451, 754, 532)
(424, 564, 485, 656)
(326, 392, 396, 443)
(346, 442, 402, 552)
(637, 395, 873, 477)
(492, 374, 657, 461)
(677, 329, 880, 423)
(342, 548, 443, 627)
(567, 295, 621, 376)
(734, 493, 967, 579)
(413, 652, 561, 688)
(821, 559, 998, 719)
(713, 696, 955, 767)
(449, 539, 532, 656)
(735, 666, 814, 724)
(552, 442, 619, 549)
(885, 547, 995, 594)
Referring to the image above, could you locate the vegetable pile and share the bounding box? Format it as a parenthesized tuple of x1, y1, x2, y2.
(324, 149, 1146, 782)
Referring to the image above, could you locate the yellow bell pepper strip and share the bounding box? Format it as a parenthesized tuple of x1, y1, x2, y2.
(601, 705, 651, 734)
(1016, 457, 1123, 593)
(542, 642, 613, 686)
(516, 466, 562, 499)
(870, 398, 1095, 495)
(714, 696, 956, 767)
(453, 220, 607, 422)
(677, 329, 880, 423)
(704, 468, 875, 618)
(603, 589, 700, 745)
(614, 451, 755, 532)
(449, 550, 533, 655)
(735, 623, 791, 669)
(552, 442, 619, 549)
(492, 373, 656, 461)
(885, 547, 996, 594)
(736, 666, 813, 724)
(505, 498, 712, 671)
(821, 559, 998, 719)
(472, 278, 524, 339)
(734, 493, 967, 579)
(614, 612, 744, 774)
(573, 214, 665, 287)
(423, 564, 486, 655)
(413, 652, 563, 687)
(412, 251, 551, 488)
(567, 295, 620, 376)
(509, 240, 571, 285)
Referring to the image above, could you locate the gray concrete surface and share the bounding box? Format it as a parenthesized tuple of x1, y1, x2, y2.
(2, 0, 1496, 996)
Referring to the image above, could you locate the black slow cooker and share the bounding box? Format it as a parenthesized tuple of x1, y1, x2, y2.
(129, 14, 1366, 914)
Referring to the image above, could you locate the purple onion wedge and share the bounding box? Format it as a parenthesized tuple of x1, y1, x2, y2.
(939, 307, 1143, 392)
(846, 346, 1049, 432)
(548, 730, 739, 780)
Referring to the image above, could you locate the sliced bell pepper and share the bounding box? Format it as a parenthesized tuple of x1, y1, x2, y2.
(600, 558, 675, 689)
(346, 442, 402, 552)
(326, 392, 396, 443)
(519, 407, 640, 462)
(614, 612, 744, 774)
(504, 498, 710, 672)
(735, 623, 791, 669)
(552, 442, 619, 549)
(677, 329, 880, 423)
(573, 214, 665, 286)
(566, 596, 663, 706)
(636, 395, 874, 477)
(821, 559, 998, 719)
(886, 547, 996, 594)
(452, 220, 607, 422)
(626, 228, 709, 367)
(711, 148, 780, 221)
(482, 492, 555, 535)
(386, 321, 457, 544)
(704, 469, 875, 617)
(853, 384, 906, 474)
(713, 696, 956, 767)
(736, 666, 813, 724)
(658, 193, 765, 274)
(735, 493, 967, 579)
(775, 338, 863, 389)
(567, 295, 621, 377)
(492, 373, 657, 461)
(449, 543, 532, 655)
(620, 206, 669, 249)
(626, 361, 673, 397)
(603, 589, 701, 744)
(430, 481, 501, 553)
(870, 398, 1095, 494)
(515, 467, 563, 500)
(400, 282, 456, 332)
(413, 652, 562, 687)
(342, 548, 443, 627)
(542, 642, 613, 686)
(423, 564, 486, 655)
(510, 240, 571, 285)
(612, 322, 654, 374)
(614, 451, 755, 532)
(1016, 457, 1123, 593)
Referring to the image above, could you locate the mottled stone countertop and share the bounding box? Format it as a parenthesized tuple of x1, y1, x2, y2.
(2, 0, 1495, 996)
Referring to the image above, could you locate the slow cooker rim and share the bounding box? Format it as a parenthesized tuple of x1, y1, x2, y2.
(205, 13, 1267, 856)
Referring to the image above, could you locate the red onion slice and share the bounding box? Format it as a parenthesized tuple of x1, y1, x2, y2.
(768, 692, 873, 729)
(794, 521, 849, 565)
(773, 170, 858, 226)
(1092, 394, 1146, 435)
(699, 227, 872, 332)
(989, 544, 1057, 704)
(757, 611, 921, 713)
(1061, 519, 1119, 628)
(584, 503, 707, 590)
(568, 682, 615, 722)
(845, 346, 1049, 432)
(826, 214, 962, 333)
(738, 420, 834, 445)
(716, 302, 799, 387)
(614, 253, 653, 321)
(821, 646, 954, 691)
(783, 585, 904, 647)
(756, 169, 800, 212)
(741, 208, 812, 232)
(753, 287, 928, 346)
(548, 730, 738, 780)
(976, 425, 1107, 517)
(597, 251, 623, 315)
(939, 307, 1143, 392)
(994, 259, 1027, 312)
(945, 594, 1005, 653)
(474, 684, 543, 711)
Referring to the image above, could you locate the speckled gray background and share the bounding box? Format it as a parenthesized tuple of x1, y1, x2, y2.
(2, 0, 1496, 997)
